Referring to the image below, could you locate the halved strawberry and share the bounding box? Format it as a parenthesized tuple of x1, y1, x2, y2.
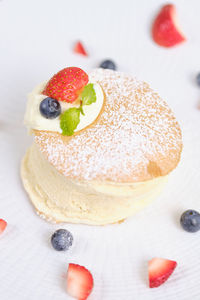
(0, 219, 7, 234)
(148, 257, 177, 288)
(43, 67, 89, 103)
(152, 4, 186, 47)
(66, 263, 93, 300)
(74, 41, 88, 56)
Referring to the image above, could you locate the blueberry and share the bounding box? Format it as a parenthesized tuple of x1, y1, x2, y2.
(51, 229, 73, 251)
(40, 97, 61, 119)
(196, 73, 200, 86)
(180, 210, 200, 232)
(99, 59, 116, 70)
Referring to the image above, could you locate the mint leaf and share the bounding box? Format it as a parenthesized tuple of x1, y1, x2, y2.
(60, 107, 81, 136)
(59, 84, 96, 136)
(81, 83, 96, 106)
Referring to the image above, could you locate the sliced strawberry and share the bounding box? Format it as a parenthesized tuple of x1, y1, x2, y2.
(43, 67, 89, 103)
(66, 263, 93, 300)
(148, 257, 177, 288)
(152, 4, 186, 47)
(0, 219, 7, 234)
(74, 41, 88, 56)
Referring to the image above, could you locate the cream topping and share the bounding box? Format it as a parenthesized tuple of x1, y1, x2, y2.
(24, 80, 104, 134)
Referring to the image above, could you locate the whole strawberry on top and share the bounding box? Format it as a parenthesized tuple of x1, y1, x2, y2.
(43, 67, 89, 103)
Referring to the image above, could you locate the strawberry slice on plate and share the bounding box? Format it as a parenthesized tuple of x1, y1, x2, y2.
(43, 67, 89, 103)
(74, 41, 88, 56)
(148, 257, 177, 288)
(152, 4, 186, 47)
(66, 263, 93, 300)
(0, 219, 7, 234)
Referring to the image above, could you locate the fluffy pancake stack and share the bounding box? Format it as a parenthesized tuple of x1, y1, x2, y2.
(21, 68, 182, 225)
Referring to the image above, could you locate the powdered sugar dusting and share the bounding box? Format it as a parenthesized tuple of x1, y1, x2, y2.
(34, 69, 182, 183)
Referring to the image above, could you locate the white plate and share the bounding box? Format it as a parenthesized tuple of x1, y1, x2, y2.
(0, 0, 200, 299)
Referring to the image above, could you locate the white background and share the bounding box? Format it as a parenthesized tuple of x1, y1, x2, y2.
(0, 0, 200, 299)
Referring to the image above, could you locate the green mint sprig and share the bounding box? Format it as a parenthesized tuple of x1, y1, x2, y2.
(60, 83, 96, 136)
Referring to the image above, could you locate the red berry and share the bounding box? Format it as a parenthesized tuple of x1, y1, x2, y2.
(0, 219, 7, 234)
(148, 257, 177, 288)
(152, 4, 186, 47)
(66, 263, 93, 300)
(43, 67, 89, 103)
(74, 41, 88, 56)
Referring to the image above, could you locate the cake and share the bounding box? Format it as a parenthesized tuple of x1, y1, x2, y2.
(21, 67, 182, 225)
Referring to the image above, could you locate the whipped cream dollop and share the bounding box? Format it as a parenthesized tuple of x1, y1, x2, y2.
(24, 80, 104, 134)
